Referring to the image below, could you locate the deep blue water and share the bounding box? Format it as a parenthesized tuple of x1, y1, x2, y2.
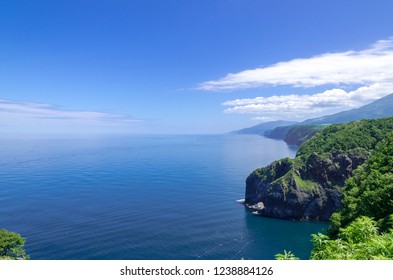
(0, 134, 327, 260)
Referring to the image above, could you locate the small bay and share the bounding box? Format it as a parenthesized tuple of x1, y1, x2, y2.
(0, 134, 326, 259)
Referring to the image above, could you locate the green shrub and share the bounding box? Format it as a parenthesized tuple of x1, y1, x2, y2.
(0, 229, 29, 260)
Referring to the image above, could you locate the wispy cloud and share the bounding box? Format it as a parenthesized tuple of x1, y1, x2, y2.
(0, 99, 141, 132)
(199, 38, 393, 91)
(223, 82, 393, 118)
(250, 116, 278, 122)
(199, 37, 393, 121)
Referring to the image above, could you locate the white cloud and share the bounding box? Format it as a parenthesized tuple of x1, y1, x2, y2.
(223, 82, 393, 118)
(251, 116, 278, 122)
(0, 99, 141, 132)
(199, 38, 393, 91)
(205, 37, 393, 121)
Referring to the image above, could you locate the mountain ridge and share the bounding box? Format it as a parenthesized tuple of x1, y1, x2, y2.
(231, 120, 298, 135)
(303, 93, 393, 124)
(265, 93, 393, 145)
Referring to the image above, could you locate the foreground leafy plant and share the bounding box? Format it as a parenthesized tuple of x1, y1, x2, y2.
(275, 250, 299, 260)
(0, 229, 29, 260)
(311, 216, 393, 260)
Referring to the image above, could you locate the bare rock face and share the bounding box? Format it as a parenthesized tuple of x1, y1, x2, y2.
(245, 159, 292, 205)
(244, 150, 369, 221)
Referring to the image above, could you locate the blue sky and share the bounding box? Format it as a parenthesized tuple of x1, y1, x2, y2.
(1, 0, 393, 134)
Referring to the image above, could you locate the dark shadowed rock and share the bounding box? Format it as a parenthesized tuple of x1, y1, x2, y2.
(244, 150, 369, 221)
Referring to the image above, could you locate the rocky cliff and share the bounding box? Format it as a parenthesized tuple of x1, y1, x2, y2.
(264, 124, 325, 146)
(245, 150, 368, 220)
(244, 117, 393, 221)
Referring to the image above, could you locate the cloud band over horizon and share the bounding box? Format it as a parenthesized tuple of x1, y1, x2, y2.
(200, 38, 393, 121)
(0, 98, 141, 133)
(199, 38, 393, 91)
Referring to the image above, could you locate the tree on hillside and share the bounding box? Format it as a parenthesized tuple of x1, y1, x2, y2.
(329, 132, 393, 235)
(0, 229, 29, 260)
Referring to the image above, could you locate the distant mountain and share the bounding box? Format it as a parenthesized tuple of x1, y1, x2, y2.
(303, 93, 393, 125)
(232, 120, 298, 135)
(265, 93, 393, 145)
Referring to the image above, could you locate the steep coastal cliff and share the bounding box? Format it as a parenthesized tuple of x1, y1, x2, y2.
(263, 93, 393, 146)
(244, 117, 393, 221)
(265, 124, 325, 146)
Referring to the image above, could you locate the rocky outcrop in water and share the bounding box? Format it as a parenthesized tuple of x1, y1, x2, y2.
(244, 117, 393, 221)
(245, 150, 369, 221)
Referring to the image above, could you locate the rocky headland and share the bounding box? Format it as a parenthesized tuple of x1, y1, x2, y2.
(244, 117, 393, 221)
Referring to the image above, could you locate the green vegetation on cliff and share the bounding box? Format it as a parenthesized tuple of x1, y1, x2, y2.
(273, 120, 393, 259)
(246, 118, 393, 221)
(305, 120, 393, 259)
(310, 216, 393, 260)
(329, 131, 393, 235)
(0, 229, 29, 260)
(297, 118, 393, 158)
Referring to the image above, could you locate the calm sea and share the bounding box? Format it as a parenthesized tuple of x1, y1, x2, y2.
(0, 134, 326, 260)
